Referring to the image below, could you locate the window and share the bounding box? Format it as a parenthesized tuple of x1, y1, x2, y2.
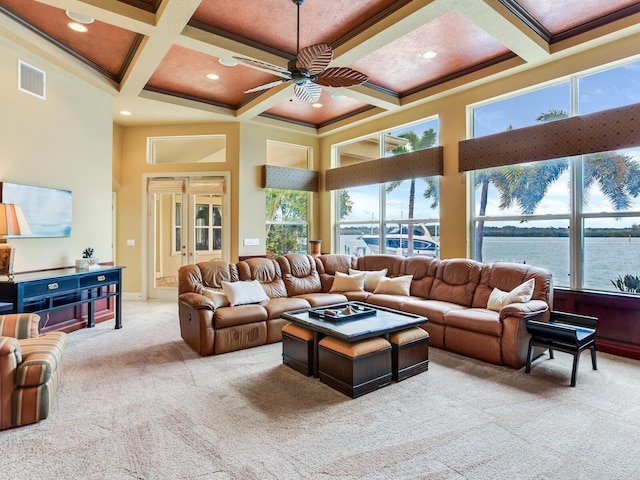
(195, 201, 222, 252)
(335, 119, 440, 258)
(173, 195, 223, 254)
(470, 59, 640, 293)
(265, 142, 310, 257)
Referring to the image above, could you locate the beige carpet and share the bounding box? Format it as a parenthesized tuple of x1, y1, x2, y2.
(1, 301, 639, 480)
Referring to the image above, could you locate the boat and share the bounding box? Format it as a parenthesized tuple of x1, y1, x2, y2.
(358, 224, 439, 256)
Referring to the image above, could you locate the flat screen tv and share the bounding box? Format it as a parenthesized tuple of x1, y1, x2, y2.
(0, 182, 72, 237)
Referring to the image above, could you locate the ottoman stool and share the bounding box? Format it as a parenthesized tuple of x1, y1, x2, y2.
(318, 336, 392, 398)
(389, 327, 430, 382)
(281, 322, 315, 376)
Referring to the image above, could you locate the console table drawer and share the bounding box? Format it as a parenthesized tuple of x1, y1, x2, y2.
(80, 270, 120, 288)
(22, 278, 79, 297)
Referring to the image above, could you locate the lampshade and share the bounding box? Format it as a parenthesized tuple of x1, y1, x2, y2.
(0, 203, 31, 280)
(0, 203, 31, 239)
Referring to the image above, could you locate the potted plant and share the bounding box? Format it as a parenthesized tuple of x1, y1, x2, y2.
(76, 247, 98, 270)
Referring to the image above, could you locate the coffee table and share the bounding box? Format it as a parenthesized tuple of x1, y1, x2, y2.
(282, 301, 428, 377)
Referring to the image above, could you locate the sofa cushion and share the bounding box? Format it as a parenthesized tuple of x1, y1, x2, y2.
(356, 255, 404, 277)
(277, 254, 322, 296)
(429, 259, 482, 307)
(373, 275, 412, 296)
(262, 297, 310, 320)
(330, 272, 365, 292)
(443, 308, 502, 337)
(201, 288, 230, 308)
(236, 258, 288, 298)
(487, 278, 535, 311)
(349, 268, 387, 292)
(221, 280, 269, 306)
(472, 262, 552, 309)
(214, 304, 268, 328)
(294, 293, 348, 307)
(402, 299, 465, 326)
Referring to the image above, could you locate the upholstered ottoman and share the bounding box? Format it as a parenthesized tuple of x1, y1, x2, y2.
(281, 322, 314, 376)
(389, 327, 430, 382)
(318, 336, 391, 398)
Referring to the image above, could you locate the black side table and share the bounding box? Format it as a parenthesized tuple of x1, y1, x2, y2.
(525, 311, 598, 387)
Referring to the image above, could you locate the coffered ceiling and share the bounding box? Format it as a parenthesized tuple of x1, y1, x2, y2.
(0, 0, 639, 135)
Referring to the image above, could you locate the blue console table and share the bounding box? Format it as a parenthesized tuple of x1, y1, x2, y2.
(0, 266, 124, 333)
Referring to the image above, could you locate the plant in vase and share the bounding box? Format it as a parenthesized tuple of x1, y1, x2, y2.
(76, 247, 99, 270)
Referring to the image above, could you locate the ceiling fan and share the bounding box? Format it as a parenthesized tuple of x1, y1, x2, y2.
(233, 0, 368, 103)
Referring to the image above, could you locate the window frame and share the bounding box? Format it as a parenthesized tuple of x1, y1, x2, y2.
(333, 118, 441, 258)
(469, 59, 640, 292)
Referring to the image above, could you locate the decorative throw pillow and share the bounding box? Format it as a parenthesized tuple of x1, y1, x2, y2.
(349, 268, 388, 292)
(487, 278, 535, 312)
(330, 271, 366, 292)
(201, 288, 230, 308)
(221, 280, 270, 306)
(372, 275, 413, 296)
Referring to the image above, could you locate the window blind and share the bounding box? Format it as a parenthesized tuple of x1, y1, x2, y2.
(459, 102, 640, 172)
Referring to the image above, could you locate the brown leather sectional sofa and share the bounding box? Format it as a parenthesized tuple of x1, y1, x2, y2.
(178, 253, 553, 368)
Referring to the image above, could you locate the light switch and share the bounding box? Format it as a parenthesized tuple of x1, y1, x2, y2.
(243, 238, 259, 246)
(127, 239, 135, 246)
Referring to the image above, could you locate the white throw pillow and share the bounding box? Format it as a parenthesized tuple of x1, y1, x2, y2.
(221, 280, 270, 306)
(372, 275, 413, 296)
(349, 268, 388, 292)
(330, 271, 365, 292)
(487, 278, 535, 312)
(201, 288, 230, 308)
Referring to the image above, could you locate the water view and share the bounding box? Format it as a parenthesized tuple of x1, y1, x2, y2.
(340, 235, 640, 293)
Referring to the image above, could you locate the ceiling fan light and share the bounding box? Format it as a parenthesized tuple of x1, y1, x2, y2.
(68, 22, 88, 32)
(65, 11, 94, 24)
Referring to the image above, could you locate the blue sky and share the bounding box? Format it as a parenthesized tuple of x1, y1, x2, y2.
(343, 59, 640, 228)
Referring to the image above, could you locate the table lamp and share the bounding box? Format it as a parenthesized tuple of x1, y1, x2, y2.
(0, 203, 31, 280)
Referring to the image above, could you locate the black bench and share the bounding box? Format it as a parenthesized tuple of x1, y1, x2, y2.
(525, 311, 598, 387)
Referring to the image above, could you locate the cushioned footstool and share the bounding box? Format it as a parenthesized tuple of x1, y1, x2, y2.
(389, 327, 430, 382)
(317, 336, 392, 398)
(281, 322, 315, 376)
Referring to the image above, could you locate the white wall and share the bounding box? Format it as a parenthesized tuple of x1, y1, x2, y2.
(0, 36, 113, 272)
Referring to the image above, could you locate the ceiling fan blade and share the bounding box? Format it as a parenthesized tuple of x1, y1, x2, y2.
(244, 79, 290, 94)
(315, 67, 368, 88)
(294, 81, 322, 103)
(232, 56, 290, 78)
(296, 44, 333, 75)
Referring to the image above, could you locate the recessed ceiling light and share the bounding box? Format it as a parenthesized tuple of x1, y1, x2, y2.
(120, 111, 132, 116)
(65, 11, 94, 24)
(206, 73, 220, 80)
(68, 22, 89, 33)
(422, 51, 437, 59)
(312, 103, 323, 108)
(219, 58, 238, 67)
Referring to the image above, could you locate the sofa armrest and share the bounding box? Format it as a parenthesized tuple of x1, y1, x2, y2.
(178, 292, 217, 311)
(500, 301, 550, 368)
(0, 313, 41, 339)
(500, 299, 549, 319)
(0, 335, 20, 358)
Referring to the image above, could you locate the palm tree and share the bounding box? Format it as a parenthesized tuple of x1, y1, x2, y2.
(474, 109, 640, 261)
(387, 128, 439, 255)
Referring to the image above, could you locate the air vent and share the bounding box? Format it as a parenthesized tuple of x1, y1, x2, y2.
(18, 60, 46, 99)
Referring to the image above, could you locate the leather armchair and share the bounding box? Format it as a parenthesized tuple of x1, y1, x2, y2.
(0, 313, 66, 429)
